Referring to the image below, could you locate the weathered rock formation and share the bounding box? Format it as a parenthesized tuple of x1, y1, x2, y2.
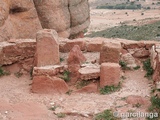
(0, 0, 42, 42)
(0, 0, 90, 42)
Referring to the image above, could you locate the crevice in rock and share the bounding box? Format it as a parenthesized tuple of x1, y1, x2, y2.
(9, 7, 28, 14)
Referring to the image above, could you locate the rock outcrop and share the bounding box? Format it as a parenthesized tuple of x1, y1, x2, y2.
(0, 0, 90, 42)
(0, 0, 42, 42)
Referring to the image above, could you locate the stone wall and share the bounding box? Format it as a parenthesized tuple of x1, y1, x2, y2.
(0, 0, 90, 42)
(1, 35, 160, 93)
(0, 37, 158, 73)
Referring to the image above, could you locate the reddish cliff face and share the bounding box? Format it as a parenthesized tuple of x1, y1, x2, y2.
(0, 0, 90, 42)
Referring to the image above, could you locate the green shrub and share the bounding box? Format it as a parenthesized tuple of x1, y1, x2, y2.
(100, 83, 121, 95)
(0, 67, 4, 76)
(60, 57, 64, 62)
(14, 72, 23, 78)
(143, 59, 154, 79)
(147, 96, 160, 120)
(133, 65, 140, 70)
(76, 80, 91, 89)
(56, 113, 66, 118)
(0, 66, 10, 77)
(93, 109, 120, 120)
(119, 61, 130, 70)
(60, 70, 70, 82)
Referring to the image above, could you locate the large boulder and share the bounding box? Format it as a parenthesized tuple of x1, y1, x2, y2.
(0, 0, 42, 42)
(33, 0, 90, 38)
(0, 0, 90, 41)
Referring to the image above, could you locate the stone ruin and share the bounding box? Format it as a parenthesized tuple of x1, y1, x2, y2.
(0, 29, 160, 94)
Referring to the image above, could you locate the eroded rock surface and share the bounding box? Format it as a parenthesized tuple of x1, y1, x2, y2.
(0, 0, 90, 41)
(0, 0, 42, 42)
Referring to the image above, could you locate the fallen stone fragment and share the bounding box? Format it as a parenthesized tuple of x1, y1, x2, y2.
(31, 75, 69, 94)
(33, 65, 65, 76)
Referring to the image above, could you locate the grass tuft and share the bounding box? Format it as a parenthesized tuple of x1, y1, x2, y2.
(93, 109, 120, 120)
(60, 70, 70, 82)
(143, 59, 154, 79)
(100, 83, 121, 95)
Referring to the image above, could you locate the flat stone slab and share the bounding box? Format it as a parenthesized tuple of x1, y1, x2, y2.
(79, 64, 100, 80)
(33, 65, 66, 76)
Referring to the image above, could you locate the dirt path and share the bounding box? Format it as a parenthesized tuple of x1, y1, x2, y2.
(0, 65, 152, 120)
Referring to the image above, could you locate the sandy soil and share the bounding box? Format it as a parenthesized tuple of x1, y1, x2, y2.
(0, 62, 152, 120)
(87, 9, 160, 34)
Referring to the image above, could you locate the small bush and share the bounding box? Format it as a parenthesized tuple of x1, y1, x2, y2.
(60, 57, 64, 62)
(133, 103, 141, 108)
(133, 65, 140, 70)
(60, 70, 70, 82)
(147, 96, 160, 120)
(119, 61, 130, 70)
(143, 59, 154, 79)
(0, 66, 10, 77)
(56, 113, 66, 118)
(0, 67, 5, 76)
(100, 83, 121, 95)
(93, 109, 119, 120)
(14, 72, 23, 78)
(66, 89, 73, 95)
(76, 80, 91, 89)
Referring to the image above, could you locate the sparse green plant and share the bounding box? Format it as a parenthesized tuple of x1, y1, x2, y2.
(66, 89, 73, 95)
(121, 76, 127, 80)
(60, 57, 64, 62)
(93, 109, 120, 120)
(0, 66, 10, 77)
(147, 96, 160, 120)
(119, 61, 130, 70)
(0, 66, 5, 76)
(56, 113, 66, 118)
(76, 80, 91, 89)
(86, 21, 160, 41)
(121, 97, 127, 100)
(30, 67, 33, 80)
(143, 59, 154, 79)
(49, 106, 57, 111)
(100, 83, 121, 95)
(96, 2, 141, 10)
(151, 96, 160, 109)
(14, 71, 23, 78)
(83, 29, 88, 34)
(60, 70, 70, 82)
(133, 65, 140, 70)
(133, 103, 141, 108)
